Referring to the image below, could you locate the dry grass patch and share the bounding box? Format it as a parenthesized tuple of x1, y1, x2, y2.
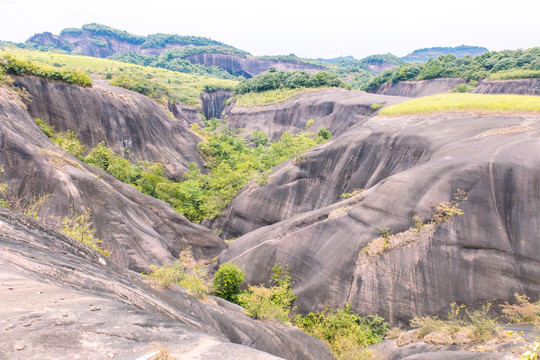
(481, 124, 535, 136)
(399, 302, 503, 346)
(38, 148, 83, 170)
(501, 293, 540, 324)
(357, 223, 436, 264)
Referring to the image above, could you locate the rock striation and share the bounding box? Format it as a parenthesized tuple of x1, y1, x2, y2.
(0, 83, 222, 270)
(185, 53, 324, 78)
(472, 78, 540, 95)
(13, 76, 204, 179)
(223, 88, 409, 141)
(369, 78, 466, 97)
(0, 207, 331, 360)
(217, 111, 540, 323)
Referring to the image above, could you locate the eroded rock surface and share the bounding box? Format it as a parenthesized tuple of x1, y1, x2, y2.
(224, 88, 409, 141)
(472, 78, 540, 95)
(217, 112, 540, 323)
(13, 76, 204, 179)
(0, 207, 331, 360)
(369, 78, 466, 97)
(0, 84, 223, 270)
(185, 53, 324, 78)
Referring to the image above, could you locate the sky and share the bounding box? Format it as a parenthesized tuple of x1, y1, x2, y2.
(0, 0, 539, 59)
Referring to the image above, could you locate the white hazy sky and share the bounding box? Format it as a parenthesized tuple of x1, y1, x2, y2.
(0, 0, 539, 59)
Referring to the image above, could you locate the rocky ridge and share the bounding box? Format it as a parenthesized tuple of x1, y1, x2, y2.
(217, 111, 540, 324)
(0, 207, 331, 359)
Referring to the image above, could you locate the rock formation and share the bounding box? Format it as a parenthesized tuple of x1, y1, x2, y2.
(370, 78, 540, 97)
(0, 207, 331, 359)
(0, 84, 222, 271)
(368, 78, 466, 97)
(13, 76, 204, 179)
(223, 88, 409, 141)
(472, 78, 540, 95)
(217, 111, 540, 323)
(185, 53, 324, 78)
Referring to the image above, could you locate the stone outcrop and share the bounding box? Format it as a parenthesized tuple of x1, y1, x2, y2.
(28, 30, 325, 78)
(472, 78, 540, 95)
(0, 84, 222, 271)
(13, 76, 203, 179)
(369, 78, 466, 97)
(201, 89, 233, 120)
(185, 53, 324, 78)
(223, 88, 409, 141)
(217, 112, 540, 323)
(371, 78, 540, 97)
(0, 207, 332, 360)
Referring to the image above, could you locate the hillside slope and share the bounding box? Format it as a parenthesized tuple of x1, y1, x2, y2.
(0, 83, 223, 270)
(217, 110, 540, 323)
(26, 24, 325, 78)
(0, 207, 331, 359)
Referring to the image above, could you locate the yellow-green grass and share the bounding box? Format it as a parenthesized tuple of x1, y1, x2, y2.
(380, 93, 540, 116)
(0, 48, 238, 107)
(489, 69, 540, 80)
(232, 87, 307, 107)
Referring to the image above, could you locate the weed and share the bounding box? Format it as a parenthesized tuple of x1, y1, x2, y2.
(340, 188, 363, 200)
(408, 302, 501, 345)
(61, 209, 111, 257)
(296, 304, 388, 360)
(501, 293, 540, 324)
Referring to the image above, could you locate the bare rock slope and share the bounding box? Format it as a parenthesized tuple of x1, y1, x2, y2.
(0, 84, 222, 271)
(14, 76, 204, 179)
(217, 111, 540, 323)
(0, 207, 331, 360)
(224, 88, 409, 141)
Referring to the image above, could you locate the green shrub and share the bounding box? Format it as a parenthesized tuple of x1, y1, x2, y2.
(317, 128, 332, 142)
(34, 118, 55, 138)
(54, 130, 86, 160)
(237, 264, 297, 324)
(409, 302, 501, 344)
(238, 285, 291, 323)
(362, 47, 540, 91)
(235, 69, 348, 94)
(296, 304, 388, 360)
(213, 262, 245, 303)
(1, 54, 91, 86)
(61, 209, 111, 257)
(147, 261, 185, 288)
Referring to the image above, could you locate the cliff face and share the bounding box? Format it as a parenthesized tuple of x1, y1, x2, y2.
(223, 88, 409, 142)
(185, 53, 325, 78)
(369, 78, 466, 97)
(217, 111, 540, 322)
(13, 76, 203, 179)
(0, 83, 222, 271)
(61, 31, 148, 57)
(0, 207, 331, 360)
(371, 78, 540, 97)
(201, 89, 233, 120)
(472, 78, 540, 95)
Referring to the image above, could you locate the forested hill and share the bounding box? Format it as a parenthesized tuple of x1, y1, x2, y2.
(401, 45, 488, 63)
(363, 47, 540, 91)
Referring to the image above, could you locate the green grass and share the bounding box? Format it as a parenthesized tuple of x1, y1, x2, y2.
(0, 48, 237, 107)
(489, 69, 540, 80)
(380, 93, 540, 115)
(232, 87, 308, 107)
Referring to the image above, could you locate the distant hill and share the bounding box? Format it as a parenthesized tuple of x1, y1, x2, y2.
(24, 24, 324, 78)
(402, 45, 488, 63)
